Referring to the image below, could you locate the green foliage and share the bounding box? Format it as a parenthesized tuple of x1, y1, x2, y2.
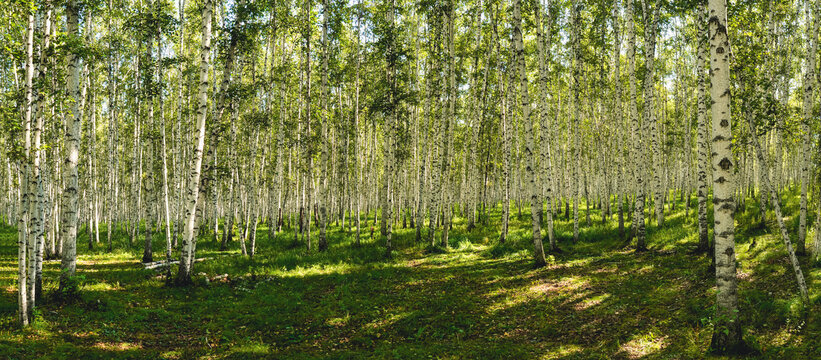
(56, 272, 86, 300)
(484, 240, 517, 258)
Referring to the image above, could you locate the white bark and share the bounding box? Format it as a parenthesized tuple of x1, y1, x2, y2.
(626, 0, 646, 250)
(318, 0, 330, 252)
(571, 0, 581, 244)
(511, 0, 545, 265)
(18, 9, 35, 327)
(708, 0, 742, 350)
(60, 0, 83, 295)
(641, 0, 662, 227)
(798, 0, 818, 254)
(612, 0, 624, 237)
(177, 0, 213, 285)
(696, 2, 710, 252)
(537, 0, 555, 251)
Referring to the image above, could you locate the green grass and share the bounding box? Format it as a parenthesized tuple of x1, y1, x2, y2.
(0, 191, 819, 359)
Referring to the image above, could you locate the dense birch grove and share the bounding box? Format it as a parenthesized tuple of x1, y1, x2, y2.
(0, 0, 820, 354)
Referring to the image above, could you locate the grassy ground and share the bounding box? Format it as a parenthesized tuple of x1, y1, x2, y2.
(0, 192, 819, 359)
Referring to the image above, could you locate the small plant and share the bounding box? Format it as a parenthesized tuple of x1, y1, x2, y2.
(484, 242, 516, 259)
(55, 272, 86, 301)
(424, 244, 448, 254)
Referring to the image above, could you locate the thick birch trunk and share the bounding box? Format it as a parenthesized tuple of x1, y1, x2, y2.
(797, 0, 818, 254)
(708, 0, 744, 351)
(60, 0, 83, 295)
(18, 10, 35, 327)
(177, 0, 213, 285)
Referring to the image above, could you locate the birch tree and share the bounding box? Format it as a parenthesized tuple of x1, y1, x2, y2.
(177, 0, 213, 285)
(611, 0, 624, 238)
(695, 1, 710, 252)
(18, 6, 35, 327)
(318, 0, 330, 252)
(797, 0, 818, 254)
(626, 0, 646, 250)
(537, 0, 556, 252)
(513, 0, 546, 266)
(571, 0, 581, 244)
(60, 0, 83, 293)
(707, 0, 743, 351)
(641, 0, 662, 228)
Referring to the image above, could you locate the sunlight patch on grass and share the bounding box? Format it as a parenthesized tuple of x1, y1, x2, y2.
(540, 344, 583, 359)
(92, 341, 141, 351)
(574, 293, 610, 310)
(676, 231, 696, 245)
(485, 288, 532, 313)
(530, 277, 588, 296)
(528, 281, 565, 295)
(72, 330, 96, 338)
(82, 281, 123, 292)
(765, 326, 797, 348)
(364, 311, 409, 332)
(619, 331, 668, 359)
(160, 350, 182, 359)
(77, 253, 138, 265)
(565, 257, 593, 268)
(636, 264, 655, 274)
(231, 341, 270, 354)
(487, 276, 591, 313)
(455, 238, 477, 252)
(451, 252, 482, 263)
(326, 313, 351, 327)
(500, 249, 530, 261)
(591, 266, 617, 274)
(269, 261, 358, 278)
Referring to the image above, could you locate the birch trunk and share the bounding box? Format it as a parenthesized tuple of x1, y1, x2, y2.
(106, 0, 118, 252)
(815, 134, 821, 263)
(440, 0, 454, 249)
(177, 0, 213, 285)
(427, 9, 442, 247)
(797, 0, 818, 254)
(59, 0, 83, 296)
(384, 0, 396, 256)
(696, 2, 710, 252)
(18, 9, 35, 327)
(641, 0, 662, 227)
(612, 1, 624, 238)
(512, 0, 546, 266)
(302, 0, 313, 252)
(537, 0, 556, 251)
(500, 69, 512, 243)
(354, 0, 362, 246)
(571, 0, 581, 244)
(318, 0, 330, 252)
(29, 4, 52, 308)
(626, 0, 646, 250)
(142, 33, 157, 264)
(708, 0, 743, 351)
(414, 47, 429, 242)
(156, 12, 173, 271)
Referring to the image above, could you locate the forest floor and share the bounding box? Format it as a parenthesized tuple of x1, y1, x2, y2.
(0, 192, 819, 359)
